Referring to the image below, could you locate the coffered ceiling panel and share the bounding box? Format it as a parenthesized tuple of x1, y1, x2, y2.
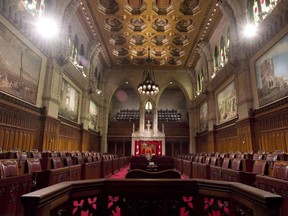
(80, 0, 222, 69)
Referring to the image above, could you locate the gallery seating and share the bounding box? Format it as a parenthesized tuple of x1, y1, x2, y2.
(256, 161, 288, 216)
(157, 156, 175, 170)
(210, 157, 232, 181)
(0, 159, 32, 216)
(0, 150, 130, 216)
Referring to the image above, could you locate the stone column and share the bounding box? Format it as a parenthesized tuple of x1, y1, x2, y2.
(139, 101, 145, 133)
(100, 102, 110, 153)
(153, 105, 158, 134)
(187, 107, 197, 153)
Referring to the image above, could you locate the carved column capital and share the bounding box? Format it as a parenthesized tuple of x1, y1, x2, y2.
(87, 40, 101, 59)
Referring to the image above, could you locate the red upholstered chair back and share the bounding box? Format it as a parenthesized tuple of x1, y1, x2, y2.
(272, 161, 288, 179)
(229, 153, 236, 159)
(205, 157, 211, 165)
(158, 156, 174, 164)
(187, 155, 194, 161)
(32, 152, 42, 159)
(27, 158, 42, 173)
(266, 154, 278, 162)
(76, 156, 84, 164)
(222, 158, 231, 169)
(231, 158, 242, 171)
(51, 152, 60, 157)
(198, 156, 204, 163)
(210, 157, 218, 166)
(52, 157, 63, 169)
(0, 159, 19, 178)
(276, 165, 288, 180)
(252, 160, 267, 175)
(219, 153, 227, 158)
(130, 156, 148, 164)
(253, 153, 264, 160)
(16, 151, 28, 161)
(130, 156, 148, 170)
(64, 157, 74, 166)
(86, 156, 93, 163)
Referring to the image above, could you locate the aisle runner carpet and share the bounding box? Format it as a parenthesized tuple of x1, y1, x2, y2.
(108, 166, 190, 216)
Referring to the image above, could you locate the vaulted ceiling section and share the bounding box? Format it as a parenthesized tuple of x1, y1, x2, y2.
(79, 0, 222, 70)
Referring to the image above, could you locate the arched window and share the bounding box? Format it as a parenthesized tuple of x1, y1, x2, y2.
(97, 73, 101, 90)
(72, 34, 79, 63)
(145, 101, 152, 112)
(247, 0, 279, 24)
(226, 27, 230, 55)
(79, 44, 85, 66)
(220, 36, 226, 67)
(22, 0, 46, 17)
(196, 68, 204, 95)
(67, 24, 73, 56)
(200, 68, 204, 91)
(214, 46, 219, 71)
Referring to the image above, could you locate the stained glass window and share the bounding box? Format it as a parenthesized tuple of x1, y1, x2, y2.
(22, 0, 45, 17)
(247, 0, 279, 24)
(196, 68, 204, 95)
(220, 36, 226, 67)
(214, 46, 219, 72)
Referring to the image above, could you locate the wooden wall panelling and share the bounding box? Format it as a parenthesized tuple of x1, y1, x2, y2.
(207, 131, 215, 153)
(255, 101, 288, 153)
(89, 130, 101, 152)
(0, 97, 43, 151)
(196, 132, 209, 153)
(58, 121, 81, 151)
(81, 129, 90, 152)
(236, 119, 254, 153)
(42, 117, 60, 151)
(215, 124, 238, 153)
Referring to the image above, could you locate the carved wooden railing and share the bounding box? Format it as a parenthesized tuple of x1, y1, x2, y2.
(21, 179, 282, 216)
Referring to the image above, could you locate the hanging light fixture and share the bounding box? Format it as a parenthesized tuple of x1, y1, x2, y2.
(138, 48, 159, 95)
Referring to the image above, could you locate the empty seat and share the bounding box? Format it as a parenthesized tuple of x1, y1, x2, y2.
(0, 159, 19, 178)
(130, 156, 148, 170)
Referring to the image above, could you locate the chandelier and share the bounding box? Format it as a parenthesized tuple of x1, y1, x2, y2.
(138, 48, 159, 95)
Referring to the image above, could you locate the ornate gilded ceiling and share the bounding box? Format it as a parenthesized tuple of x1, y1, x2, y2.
(80, 0, 222, 69)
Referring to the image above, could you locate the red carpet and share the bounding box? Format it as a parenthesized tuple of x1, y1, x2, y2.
(108, 166, 130, 179)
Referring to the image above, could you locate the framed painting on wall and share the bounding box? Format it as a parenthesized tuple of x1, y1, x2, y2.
(89, 100, 98, 130)
(59, 78, 80, 122)
(217, 82, 237, 124)
(199, 102, 208, 131)
(254, 33, 288, 107)
(0, 22, 42, 105)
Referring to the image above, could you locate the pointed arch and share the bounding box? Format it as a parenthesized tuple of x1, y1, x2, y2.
(107, 79, 141, 109)
(155, 79, 190, 108)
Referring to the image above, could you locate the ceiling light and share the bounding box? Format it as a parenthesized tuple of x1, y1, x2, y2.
(138, 48, 159, 96)
(36, 17, 59, 39)
(243, 23, 258, 38)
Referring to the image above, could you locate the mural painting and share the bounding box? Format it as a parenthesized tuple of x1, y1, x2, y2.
(217, 82, 237, 124)
(89, 100, 98, 130)
(59, 79, 80, 122)
(0, 22, 41, 104)
(199, 102, 208, 131)
(255, 33, 288, 106)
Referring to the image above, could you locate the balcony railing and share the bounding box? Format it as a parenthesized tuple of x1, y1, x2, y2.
(21, 178, 282, 216)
